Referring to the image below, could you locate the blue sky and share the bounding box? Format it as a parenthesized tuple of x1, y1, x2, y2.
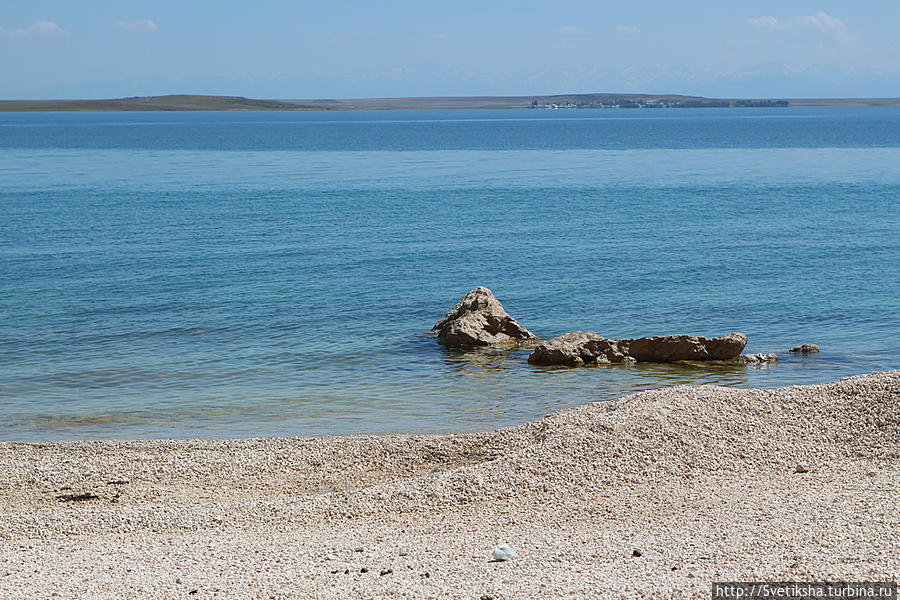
(2, 1, 898, 99)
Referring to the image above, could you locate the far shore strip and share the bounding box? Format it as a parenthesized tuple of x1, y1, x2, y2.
(1, 370, 897, 599)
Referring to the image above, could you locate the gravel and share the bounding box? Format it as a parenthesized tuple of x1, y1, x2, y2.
(1, 370, 897, 599)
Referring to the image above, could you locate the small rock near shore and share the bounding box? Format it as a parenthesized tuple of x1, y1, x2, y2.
(789, 344, 820, 353)
(432, 287, 535, 346)
(736, 353, 779, 363)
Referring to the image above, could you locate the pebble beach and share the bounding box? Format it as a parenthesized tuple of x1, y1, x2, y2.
(1, 370, 897, 599)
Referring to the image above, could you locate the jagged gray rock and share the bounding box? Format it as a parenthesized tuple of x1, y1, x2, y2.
(432, 287, 535, 346)
(789, 344, 821, 353)
(529, 332, 748, 366)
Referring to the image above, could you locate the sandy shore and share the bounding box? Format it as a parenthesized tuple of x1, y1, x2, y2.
(1, 371, 897, 599)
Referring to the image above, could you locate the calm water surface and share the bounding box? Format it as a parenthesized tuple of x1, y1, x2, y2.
(1, 107, 898, 441)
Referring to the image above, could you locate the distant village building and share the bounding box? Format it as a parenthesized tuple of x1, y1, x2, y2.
(530, 96, 789, 110)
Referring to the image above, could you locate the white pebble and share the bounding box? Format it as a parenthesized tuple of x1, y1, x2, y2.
(491, 544, 518, 561)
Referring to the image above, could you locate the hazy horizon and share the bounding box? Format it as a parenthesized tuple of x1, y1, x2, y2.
(7, 92, 900, 103)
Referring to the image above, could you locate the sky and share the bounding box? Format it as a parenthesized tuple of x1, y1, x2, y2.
(2, 0, 899, 100)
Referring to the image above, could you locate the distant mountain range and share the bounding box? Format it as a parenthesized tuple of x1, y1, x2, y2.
(1, 93, 899, 112)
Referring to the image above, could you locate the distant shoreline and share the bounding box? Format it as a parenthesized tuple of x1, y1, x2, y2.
(2, 93, 900, 112)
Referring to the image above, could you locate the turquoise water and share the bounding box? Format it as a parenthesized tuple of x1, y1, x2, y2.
(1, 107, 898, 441)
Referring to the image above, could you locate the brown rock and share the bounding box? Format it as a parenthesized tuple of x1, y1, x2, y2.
(789, 344, 820, 353)
(432, 287, 535, 346)
(529, 332, 747, 366)
(623, 333, 747, 362)
(528, 332, 621, 366)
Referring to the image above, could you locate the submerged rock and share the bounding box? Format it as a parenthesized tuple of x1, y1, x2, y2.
(789, 344, 820, 354)
(736, 353, 779, 364)
(529, 332, 747, 366)
(432, 287, 535, 346)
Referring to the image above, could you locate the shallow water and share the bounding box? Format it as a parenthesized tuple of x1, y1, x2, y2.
(1, 107, 898, 441)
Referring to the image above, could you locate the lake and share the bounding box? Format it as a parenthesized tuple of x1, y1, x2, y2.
(1, 107, 898, 440)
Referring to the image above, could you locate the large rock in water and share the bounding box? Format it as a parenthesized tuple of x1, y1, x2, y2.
(527, 331, 611, 366)
(432, 287, 535, 346)
(623, 333, 748, 362)
(529, 332, 747, 366)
